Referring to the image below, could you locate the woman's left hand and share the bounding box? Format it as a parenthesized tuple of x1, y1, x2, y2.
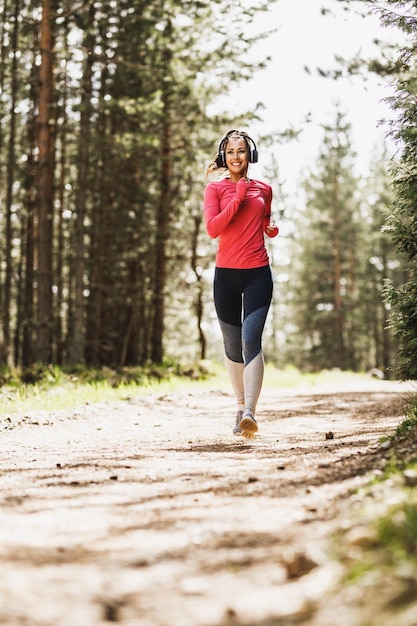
(265, 221, 279, 237)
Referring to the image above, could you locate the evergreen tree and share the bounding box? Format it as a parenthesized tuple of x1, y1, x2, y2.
(359, 152, 405, 376)
(0, 0, 278, 368)
(322, 0, 417, 380)
(289, 111, 365, 371)
(381, 1, 417, 379)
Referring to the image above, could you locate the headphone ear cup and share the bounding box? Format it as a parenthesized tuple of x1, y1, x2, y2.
(250, 148, 258, 163)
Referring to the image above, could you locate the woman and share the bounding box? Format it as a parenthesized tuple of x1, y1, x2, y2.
(204, 129, 279, 438)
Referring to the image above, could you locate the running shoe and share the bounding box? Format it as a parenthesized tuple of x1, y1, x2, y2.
(240, 413, 258, 438)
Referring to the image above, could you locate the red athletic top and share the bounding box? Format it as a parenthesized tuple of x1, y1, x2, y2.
(204, 177, 279, 269)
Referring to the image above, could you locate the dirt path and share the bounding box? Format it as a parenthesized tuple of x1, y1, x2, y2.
(0, 378, 415, 626)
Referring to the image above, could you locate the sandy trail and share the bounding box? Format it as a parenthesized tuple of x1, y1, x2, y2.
(0, 378, 415, 626)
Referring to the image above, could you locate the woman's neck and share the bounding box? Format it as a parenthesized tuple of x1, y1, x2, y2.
(227, 174, 248, 183)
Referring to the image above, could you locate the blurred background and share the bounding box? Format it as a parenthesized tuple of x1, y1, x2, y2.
(0, 0, 414, 379)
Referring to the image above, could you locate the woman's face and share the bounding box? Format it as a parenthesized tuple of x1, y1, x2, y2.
(225, 137, 248, 180)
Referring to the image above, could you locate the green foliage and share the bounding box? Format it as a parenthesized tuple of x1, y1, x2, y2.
(0, 0, 278, 368)
(340, 492, 417, 621)
(385, 279, 417, 379)
(393, 415, 417, 441)
(377, 503, 417, 561)
(329, 1, 417, 381)
(2, 360, 213, 389)
(327, 392, 417, 621)
(286, 110, 400, 373)
(372, 399, 417, 556)
(0, 360, 216, 417)
(380, 2, 417, 380)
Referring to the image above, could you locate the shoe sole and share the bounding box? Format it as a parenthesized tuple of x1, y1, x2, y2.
(239, 416, 258, 438)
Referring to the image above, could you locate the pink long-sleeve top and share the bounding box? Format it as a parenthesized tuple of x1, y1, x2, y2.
(203, 177, 279, 269)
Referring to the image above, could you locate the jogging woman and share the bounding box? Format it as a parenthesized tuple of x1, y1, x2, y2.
(204, 129, 279, 437)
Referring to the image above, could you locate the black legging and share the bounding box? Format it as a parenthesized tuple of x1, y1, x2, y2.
(214, 265, 273, 365)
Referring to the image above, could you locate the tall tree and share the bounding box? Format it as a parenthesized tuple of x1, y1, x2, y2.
(150, 16, 175, 364)
(360, 152, 404, 376)
(320, 0, 417, 379)
(380, 2, 417, 379)
(289, 111, 363, 371)
(36, 0, 55, 363)
(3, 0, 20, 367)
(0, 0, 279, 369)
(67, 1, 95, 365)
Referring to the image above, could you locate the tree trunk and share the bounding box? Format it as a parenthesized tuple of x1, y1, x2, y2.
(35, 0, 55, 363)
(191, 214, 206, 361)
(380, 239, 393, 376)
(67, 3, 95, 365)
(151, 21, 173, 364)
(151, 125, 170, 363)
(53, 18, 70, 364)
(20, 45, 39, 368)
(332, 172, 345, 370)
(2, 0, 20, 367)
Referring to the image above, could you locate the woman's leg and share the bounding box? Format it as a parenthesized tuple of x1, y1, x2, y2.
(224, 353, 245, 406)
(214, 266, 273, 435)
(214, 269, 245, 415)
(241, 266, 273, 418)
(243, 350, 264, 416)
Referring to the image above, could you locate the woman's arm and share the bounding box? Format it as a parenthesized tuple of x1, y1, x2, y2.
(204, 179, 250, 238)
(263, 186, 279, 238)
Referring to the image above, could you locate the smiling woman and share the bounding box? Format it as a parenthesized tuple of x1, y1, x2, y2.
(203, 129, 279, 439)
(225, 140, 249, 180)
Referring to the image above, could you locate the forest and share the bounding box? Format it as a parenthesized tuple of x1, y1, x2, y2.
(0, 0, 416, 381)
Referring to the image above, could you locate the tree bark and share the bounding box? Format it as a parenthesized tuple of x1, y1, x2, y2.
(67, 3, 95, 365)
(191, 214, 206, 361)
(151, 20, 174, 364)
(35, 0, 55, 363)
(2, 0, 20, 367)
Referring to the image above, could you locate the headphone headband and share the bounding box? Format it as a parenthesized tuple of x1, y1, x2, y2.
(215, 130, 258, 168)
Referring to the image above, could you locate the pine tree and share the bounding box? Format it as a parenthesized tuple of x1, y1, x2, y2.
(359, 152, 405, 376)
(0, 0, 278, 368)
(323, 0, 417, 379)
(382, 1, 417, 378)
(289, 111, 364, 371)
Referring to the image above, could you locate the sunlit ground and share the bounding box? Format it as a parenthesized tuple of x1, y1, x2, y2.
(0, 363, 398, 419)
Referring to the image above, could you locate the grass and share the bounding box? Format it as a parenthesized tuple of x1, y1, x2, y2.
(376, 501, 417, 562)
(0, 361, 384, 419)
(0, 360, 213, 417)
(377, 395, 417, 478)
(263, 364, 378, 389)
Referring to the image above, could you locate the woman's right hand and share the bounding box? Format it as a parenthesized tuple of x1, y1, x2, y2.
(236, 177, 251, 201)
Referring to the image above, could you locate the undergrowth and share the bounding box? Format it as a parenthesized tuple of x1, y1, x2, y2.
(0, 359, 215, 416)
(0, 359, 212, 388)
(0, 362, 378, 418)
(332, 394, 417, 622)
